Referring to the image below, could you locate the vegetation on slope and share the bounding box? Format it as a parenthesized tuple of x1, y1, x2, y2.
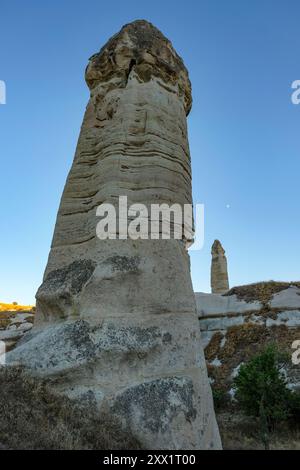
(212, 345, 300, 450)
(225, 281, 300, 304)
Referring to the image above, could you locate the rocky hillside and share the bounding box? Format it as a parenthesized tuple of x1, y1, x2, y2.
(196, 282, 300, 394)
(0, 303, 35, 352)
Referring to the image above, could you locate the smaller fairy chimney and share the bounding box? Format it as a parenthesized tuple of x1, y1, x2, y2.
(211, 240, 229, 294)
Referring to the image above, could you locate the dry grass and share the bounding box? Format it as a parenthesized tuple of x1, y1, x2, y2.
(217, 411, 300, 450)
(205, 323, 300, 391)
(0, 303, 34, 313)
(225, 281, 300, 304)
(0, 309, 34, 330)
(0, 311, 15, 328)
(0, 366, 141, 450)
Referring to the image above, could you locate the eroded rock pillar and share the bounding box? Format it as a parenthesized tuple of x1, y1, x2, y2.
(211, 240, 229, 294)
(8, 20, 221, 450)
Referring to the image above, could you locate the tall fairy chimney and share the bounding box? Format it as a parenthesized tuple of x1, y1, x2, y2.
(8, 20, 222, 450)
(211, 239, 229, 294)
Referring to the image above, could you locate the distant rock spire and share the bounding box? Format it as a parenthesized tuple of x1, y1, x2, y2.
(211, 240, 229, 294)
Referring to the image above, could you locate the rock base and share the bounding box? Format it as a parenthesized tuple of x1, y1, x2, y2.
(7, 312, 221, 450)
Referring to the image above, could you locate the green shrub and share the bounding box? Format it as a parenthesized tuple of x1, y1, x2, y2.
(233, 344, 292, 448)
(288, 389, 300, 426)
(212, 387, 228, 410)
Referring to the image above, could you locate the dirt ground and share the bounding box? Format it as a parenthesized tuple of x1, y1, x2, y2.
(217, 411, 300, 450)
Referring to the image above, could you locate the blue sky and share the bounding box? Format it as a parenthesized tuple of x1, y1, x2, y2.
(0, 0, 299, 304)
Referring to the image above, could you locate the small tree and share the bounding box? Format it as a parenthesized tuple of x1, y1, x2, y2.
(288, 389, 300, 426)
(233, 344, 291, 448)
(212, 387, 228, 411)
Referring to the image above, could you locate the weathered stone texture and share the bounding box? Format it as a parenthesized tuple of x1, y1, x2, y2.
(35, 20, 196, 324)
(7, 20, 221, 449)
(211, 240, 229, 294)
